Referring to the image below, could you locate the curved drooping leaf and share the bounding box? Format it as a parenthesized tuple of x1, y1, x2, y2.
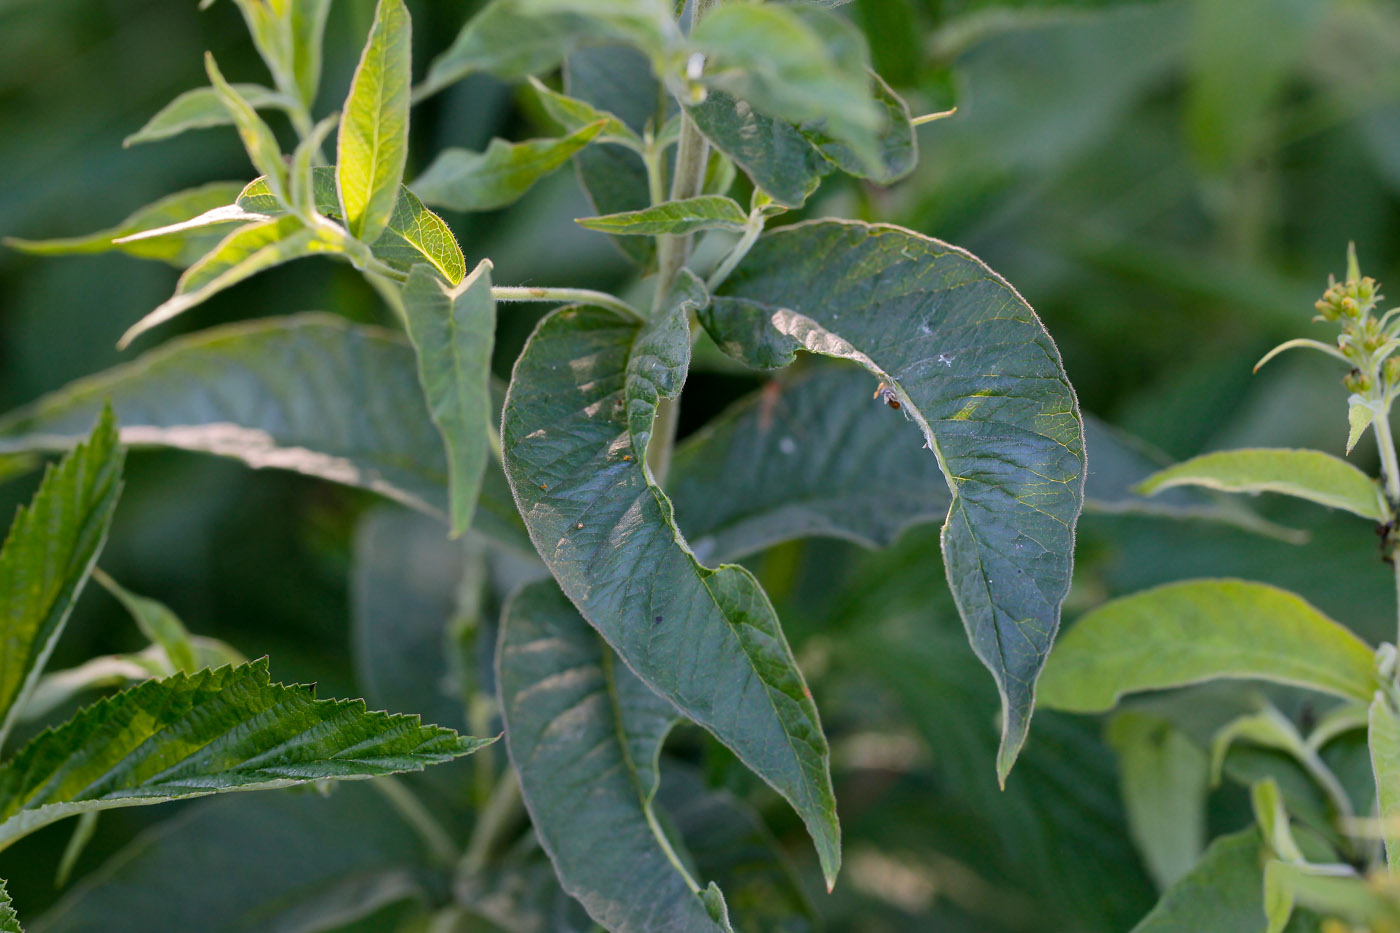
(530, 76, 640, 147)
(0, 659, 492, 851)
(238, 168, 466, 284)
(499, 580, 729, 932)
(337, 0, 411, 245)
(577, 196, 748, 236)
(686, 92, 829, 208)
(34, 782, 435, 932)
(3, 182, 249, 267)
(1038, 579, 1379, 713)
(0, 408, 122, 751)
(801, 70, 916, 185)
(123, 84, 296, 147)
(0, 879, 18, 933)
(501, 290, 840, 886)
(708, 219, 1085, 779)
(413, 123, 606, 213)
(93, 570, 198, 674)
(205, 54, 288, 203)
(1136, 448, 1389, 522)
(402, 261, 496, 536)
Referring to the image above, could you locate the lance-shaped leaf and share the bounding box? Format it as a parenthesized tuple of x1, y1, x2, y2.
(123, 84, 297, 147)
(0, 880, 16, 933)
(402, 260, 496, 537)
(238, 167, 465, 284)
(117, 215, 333, 348)
(529, 77, 639, 148)
(205, 54, 288, 204)
(0, 658, 493, 852)
(337, 0, 411, 245)
(499, 580, 730, 932)
(1136, 448, 1389, 522)
(3, 182, 249, 267)
(33, 781, 429, 933)
(708, 220, 1085, 780)
(1371, 695, 1400, 871)
(92, 570, 197, 674)
(0, 408, 123, 750)
(501, 289, 841, 886)
(413, 123, 606, 213)
(686, 92, 829, 208)
(290, 0, 333, 108)
(1038, 579, 1379, 713)
(577, 196, 748, 237)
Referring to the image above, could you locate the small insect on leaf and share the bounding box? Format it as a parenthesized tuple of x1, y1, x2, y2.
(873, 381, 901, 410)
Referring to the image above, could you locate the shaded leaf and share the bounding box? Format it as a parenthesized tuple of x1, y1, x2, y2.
(498, 580, 729, 932)
(501, 285, 841, 885)
(529, 76, 640, 147)
(0, 659, 492, 851)
(291, 0, 334, 107)
(3, 182, 250, 268)
(0, 408, 123, 750)
(402, 261, 496, 536)
(92, 569, 197, 674)
(800, 70, 917, 185)
(1371, 694, 1400, 871)
(413, 123, 606, 213)
(686, 91, 829, 208)
(124, 83, 297, 147)
(0, 879, 19, 933)
(1038, 579, 1379, 713)
(1132, 828, 1270, 932)
(577, 196, 747, 236)
(205, 53, 288, 203)
(337, 0, 412, 244)
(709, 220, 1085, 779)
(1137, 449, 1388, 522)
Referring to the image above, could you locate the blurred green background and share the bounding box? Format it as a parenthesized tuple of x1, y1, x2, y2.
(4, 0, 1400, 928)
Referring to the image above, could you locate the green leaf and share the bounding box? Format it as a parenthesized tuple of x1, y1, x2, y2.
(205, 53, 288, 204)
(0, 659, 492, 852)
(709, 220, 1085, 780)
(1132, 828, 1271, 932)
(1038, 579, 1379, 713)
(1371, 694, 1400, 872)
(0, 879, 20, 933)
(498, 580, 730, 932)
(1107, 712, 1209, 891)
(686, 91, 829, 208)
(91, 569, 198, 674)
(577, 196, 748, 236)
(1251, 778, 1304, 863)
(501, 284, 841, 887)
(117, 215, 331, 349)
(413, 123, 606, 213)
(0, 408, 123, 751)
(529, 76, 640, 148)
(337, 0, 412, 244)
(238, 167, 466, 284)
(1136, 449, 1389, 522)
(1347, 395, 1378, 455)
(3, 182, 250, 267)
(123, 84, 296, 147)
(34, 781, 435, 932)
(289, 113, 340, 222)
(798, 70, 917, 185)
(402, 261, 496, 537)
(290, 0, 334, 107)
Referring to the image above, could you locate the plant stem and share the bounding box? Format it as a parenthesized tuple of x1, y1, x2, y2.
(373, 777, 459, 868)
(490, 286, 643, 322)
(1374, 405, 1400, 644)
(706, 212, 764, 292)
(459, 767, 524, 878)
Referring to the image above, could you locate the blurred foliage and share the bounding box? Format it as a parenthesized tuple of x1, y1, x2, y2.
(4, 0, 1400, 928)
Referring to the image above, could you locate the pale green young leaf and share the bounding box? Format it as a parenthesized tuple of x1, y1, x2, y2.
(413, 122, 606, 213)
(204, 53, 288, 203)
(117, 215, 332, 349)
(0, 659, 494, 853)
(123, 84, 296, 147)
(290, 113, 339, 222)
(1107, 712, 1208, 891)
(1132, 828, 1271, 932)
(0, 408, 123, 751)
(239, 168, 465, 284)
(3, 182, 249, 268)
(501, 280, 841, 887)
(1347, 395, 1378, 454)
(0, 878, 20, 933)
(402, 260, 496, 537)
(290, 0, 333, 107)
(337, 0, 412, 244)
(686, 91, 829, 208)
(709, 221, 1084, 781)
(92, 569, 197, 674)
(1209, 708, 1314, 790)
(576, 196, 748, 236)
(1252, 778, 1304, 864)
(228, 0, 297, 101)
(1038, 579, 1378, 713)
(499, 581, 731, 933)
(1136, 448, 1389, 522)
(1371, 694, 1400, 872)
(529, 77, 640, 148)
(110, 205, 271, 247)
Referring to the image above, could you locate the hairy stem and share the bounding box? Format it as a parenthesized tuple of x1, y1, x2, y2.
(491, 286, 642, 322)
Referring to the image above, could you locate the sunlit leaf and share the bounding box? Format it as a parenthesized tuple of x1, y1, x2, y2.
(290, 0, 333, 107)
(205, 53, 288, 203)
(1038, 579, 1378, 713)
(123, 84, 297, 147)
(577, 196, 747, 236)
(337, 0, 411, 244)
(413, 123, 606, 213)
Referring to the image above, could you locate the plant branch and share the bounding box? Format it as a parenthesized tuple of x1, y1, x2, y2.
(373, 776, 459, 868)
(459, 767, 524, 878)
(491, 286, 643, 322)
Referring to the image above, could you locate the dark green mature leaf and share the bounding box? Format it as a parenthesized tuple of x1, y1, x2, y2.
(0, 659, 492, 851)
(337, 0, 412, 244)
(413, 123, 606, 213)
(124, 84, 297, 147)
(0, 878, 19, 933)
(800, 70, 916, 185)
(499, 580, 729, 932)
(3, 182, 250, 267)
(686, 92, 830, 208)
(238, 168, 466, 284)
(1038, 580, 1379, 713)
(34, 782, 434, 932)
(709, 220, 1085, 779)
(501, 290, 841, 885)
(577, 196, 748, 236)
(1132, 829, 1272, 932)
(0, 408, 122, 750)
(402, 261, 496, 536)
